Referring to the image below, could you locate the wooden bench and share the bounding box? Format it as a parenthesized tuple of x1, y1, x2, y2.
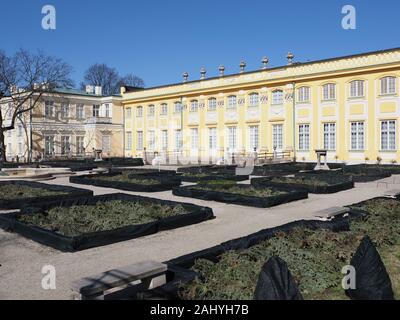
(71, 260, 167, 300)
(313, 207, 350, 220)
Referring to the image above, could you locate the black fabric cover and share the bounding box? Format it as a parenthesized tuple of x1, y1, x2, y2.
(0, 193, 214, 252)
(251, 176, 354, 194)
(173, 184, 308, 208)
(254, 256, 303, 300)
(0, 180, 93, 209)
(345, 236, 394, 300)
(70, 172, 181, 192)
(177, 165, 237, 175)
(180, 174, 249, 183)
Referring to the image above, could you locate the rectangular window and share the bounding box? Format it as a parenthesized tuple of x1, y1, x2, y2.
(148, 105, 155, 117)
(76, 104, 84, 119)
(102, 135, 111, 153)
(323, 84, 336, 100)
(137, 131, 143, 150)
(147, 130, 155, 150)
(18, 125, 23, 138)
(298, 87, 310, 103)
(61, 103, 69, 118)
(45, 136, 54, 156)
(249, 126, 259, 151)
(381, 77, 396, 95)
(105, 104, 110, 118)
(126, 132, 132, 150)
(76, 136, 85, 155)
(381, 120, 396, 151)
(161, 130, 168, 150)
(93, 105, 100, 117)
(191, 128, 199, 150)
(126, 107, 132, 118)
(249, 94, 259, 107)
(272, 91, 283, 105)
(323, 123, 336, 150)
(272, 124, 283, 150)
(137, 106, 143, 117)
(227, 96, 237, 109)
(190, 101, 199, 112)
(298, 124, 310, 151)
(45, 101, 54, 118)
(175, 130, 183, 150)
(208, 99, 217, 111)
(209, 128, 217, 151)
(228, 127, 237, 151)
(175, 102, 183, 113)
(350, 122, 365, 150)
(61, 136, 70, 155)
(18, 142, 23, 156)
(160, 104, 168, 116)
(350, 80, 364, 98)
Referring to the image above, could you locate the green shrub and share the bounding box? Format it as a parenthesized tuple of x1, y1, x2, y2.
(93, 171, 160, 185)
(18, 200, 187, 237)
(0, 185, 67, 200)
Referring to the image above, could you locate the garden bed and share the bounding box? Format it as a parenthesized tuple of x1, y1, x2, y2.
(180, 173, 249, 183)
(140, 197, 400, 300)
(70, 171, 181, 192)
(0, 193, 214, 252)
(252, 162, 344, 177)
(40, 160, 97, 172)
(251, 175, 354, 194)
(102, 157, 144, 167)
(0, 181, 93, 209)
(177, 165, 237, 176)
(298, 167, 392, 182)
(173, 180, 308, 208)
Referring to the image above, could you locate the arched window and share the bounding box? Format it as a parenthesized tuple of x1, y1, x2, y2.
(350, 80, 365, 98)
(272, 90, 283, 105)
(249, 93, 259, 106)
(174, 101, 182, 113)
(208, 98, 217, 111)
(136, 106, 143, 117)
(190, 100, 198, 112)
(227, 95, 237, 109)
(297, 87, 310, 103)
(381, 76, 396, 95)
(160, 103, 168, 116)
(322, 83, 336, 100)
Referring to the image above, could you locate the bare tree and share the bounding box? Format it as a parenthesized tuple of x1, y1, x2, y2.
(0, 49, 73, 162)
(81, 63, 144, 96)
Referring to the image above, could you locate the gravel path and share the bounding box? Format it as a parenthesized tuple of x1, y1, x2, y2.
(0, 173, 398, 300)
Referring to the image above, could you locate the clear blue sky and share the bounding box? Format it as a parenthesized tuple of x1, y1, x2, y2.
(1, 0, 399, 88)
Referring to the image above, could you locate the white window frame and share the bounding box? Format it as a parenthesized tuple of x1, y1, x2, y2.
(381, 77, 397, 95)
(249, 93, 259, 107)
(92, 105, 100, 117)
(160, 104, 168, 116)
(191, 128, 199, 150)
(76, 104, 84, 119)
(44, 135, 55, 156)
(44, 101, 54, 118)
(272, 124, 283, 150)
(208, 98, 217, 111)
(61, 136, 71, 155)
(227, 96, 237, 110)
(137, 106, 143, 118)
(298, 124, 310, 151)
(137, 131, 143, 150)
(175, 129, 183, 150)
(272, 90, 284, 105)
(174, 102, 183, 114)
(350, 122, 365, 151)
(147, 130, 155, 150)
(161, 130, 168, 150)
(76, 136, 85, 155)
(322, 83, 336, 101)
(228, 126, 237, 151)
(350, 80, 365, 98)
(209, 127, 217, 151)
(105, 104, 110, 118)
(126, 132, 132, 150)
(190, 100, 199, 112)
(381, 120, 396, 151)
(148, 105, 155, 117)
(61, 103, 70, 119)
(249, 126, 259, 151)
(298, 87, 310, 103)
(323, 123, 336, 151)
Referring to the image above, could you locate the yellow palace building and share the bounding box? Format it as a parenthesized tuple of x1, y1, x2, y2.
(122, 47, 400, 165)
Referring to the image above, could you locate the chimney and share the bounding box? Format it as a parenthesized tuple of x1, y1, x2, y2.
(182, 72, 189, 83)
(239, 60, 246, 73)
(200, 67, 207, 80)
(94, 86, 102, 96)
(219, 65, 225, 77)
(262, 56, 269, 69)
(85, 85, 94, 94)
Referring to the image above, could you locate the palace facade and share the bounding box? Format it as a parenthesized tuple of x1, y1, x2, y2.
(122, 47, 400, 164)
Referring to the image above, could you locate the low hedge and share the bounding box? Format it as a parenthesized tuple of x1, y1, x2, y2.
(252, 162, 344, 177)
(142, 197, 399, 300)
(180, 173, 249, 183)
(177, 165, 237, 175)
(70, 171, 181, 192)
(0, 181, 93, 210)
(173, 182, 308, 208)
(102, 157, 144, 167)
(0, 193, 214, 252)
(251, 175, 354, 194)
(40, 161, 97, 172)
